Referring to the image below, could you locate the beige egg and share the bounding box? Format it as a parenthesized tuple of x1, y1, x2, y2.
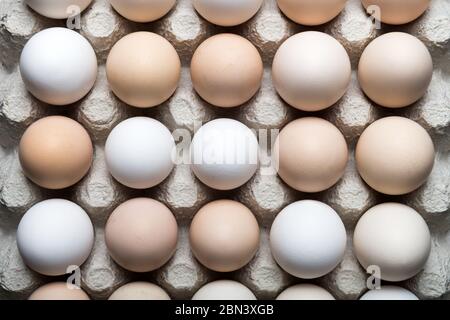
(358, 32, 433, 108)
(106, 32, 181, 108)
(274, 117, 348, 193)
(105, 198, 178, 272)
(191, 34, 263, 108)
(189, 200, 260, 272)
(361, 0, 430, 25)
(29, 282, 90, 300)
(277, 0, 347, 26)
(354, 203, 431, 281)
(276, 284, 335, 300)
(109, 0, 176, 23)
(108, 282, 170, 300)
(19, 116, 93, 190)
(356, 117, 434, 195)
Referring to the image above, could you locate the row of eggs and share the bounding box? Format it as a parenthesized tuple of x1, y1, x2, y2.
(26, 0, 431, 26)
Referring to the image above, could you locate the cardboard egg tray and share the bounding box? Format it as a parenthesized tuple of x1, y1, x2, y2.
(0, 0, 449, 300)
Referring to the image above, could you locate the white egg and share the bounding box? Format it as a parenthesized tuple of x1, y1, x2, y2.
(105, 117, 175, 189)
(192, 280, 257, 300)
(20, 27, 97, 105)
(190, 118, 259, 190)
(276, 284, 335, 300)
(109, 0, 176, 23)
(17, 199, 94, 276)
(270, 200, 347, 279)
(360, 286, 419, 300)
(26, 0, 93, 19)
(193, 0, 263, 26)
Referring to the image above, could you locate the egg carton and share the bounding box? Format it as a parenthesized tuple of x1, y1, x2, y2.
(0, 0, 449, 300)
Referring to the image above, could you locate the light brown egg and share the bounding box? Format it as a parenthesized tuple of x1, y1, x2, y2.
(108, 282, 170, 300)
(274, 117, 348, 193)
(106, 32, 181, 108)
(19, 116, 93, 190)
(105, 198, 178, 272)
(356, 117, 435, 195)
(361, 0, 430, 25)
(190, 33, 263, 108)
(28, 282, 90, 300)
(277, 0, 347, 26)
(358, 32, 433, 108)
(189, 200, 260, 272)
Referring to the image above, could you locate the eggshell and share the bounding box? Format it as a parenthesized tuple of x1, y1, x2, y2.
(189, 200, 260, 272)
(358, 32, 433, 108)
(192, 280, 257, 300)
(108, 282, 171, 300)
(29, 282, 90, 300)
(272, 31, 351, 111)
(361, 0, 430, 25)
(270, 200, 347, 279)
(274, 117, 348, 193)
(276, 284, 335, 300)
(354, 203, 431, 282)
(355, 117, 434, 195)
(360, 286, 419, 300)
(106, 32, 180, 108)
(19, 116, 93, 190)
(105, 198, 178, 272)
(109, 0, 176, 22)
(193, 0, 263, 26)
(190, 118, 259, 190)
(26, 0, 93, 19)
(20, 27, 97, 105)
(191, 34, 263, 108)
(105, 117, 175, 189)
(277, 0, 347, 26)
(17, 199, 94, 276)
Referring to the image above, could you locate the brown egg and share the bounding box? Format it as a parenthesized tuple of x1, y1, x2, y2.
(108, 282, 170, 300)
(190, 33, 263, 108)
(29, 282, 90, 300)
(189, 200, 260, 272)
(106, 32, 181, 108)
(105, 198, 178, 272)
(19, 116, 93, 190)
(277, 0, 347, 26)
(361, 0, 430, 25)
(274, 117, 348, 193)
(356, 117, 435, 195)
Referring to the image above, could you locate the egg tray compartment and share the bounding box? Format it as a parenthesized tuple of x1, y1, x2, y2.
(0, 0, 450, 300)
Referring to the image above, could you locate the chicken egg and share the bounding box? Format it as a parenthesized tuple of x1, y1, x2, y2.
(361, 0, 430, 25)
(108, 282, 171, 300)
(272, 31, 351, 111)
(20, 27, 97, 105)
(26, 0, 92, 19)
(353, 203, 431, 282)
(29, 282, 90, 300)
(192, 280, 257, 300)
(277, 0, 347, 26)
(109, 0, 176, 22)
(276, 284, 335, 300)
(360, 286, 419, 300)
(193, 0, 263, 26)
(191, 34, 263, 108)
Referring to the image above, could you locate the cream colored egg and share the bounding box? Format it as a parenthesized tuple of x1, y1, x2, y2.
(109, 0, 176, 22)
(193, 0, 263, 26)
(277, 0, 347, 26)
(361, 0, 430, 25)
(109, 282, 170, 300)
(26, 0, 92, 19)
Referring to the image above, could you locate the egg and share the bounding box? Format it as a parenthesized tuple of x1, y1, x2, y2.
(106, 32, 180, 108)
(358, 32, 433, 108)
(274, 117, 348, 193)
(190, 118, 259, 190)
(193, 0, 263, 26)
(109, 0, 176, 22)
(360, 286, 419, 300)
(17, 199, 94, 276)
(189, 200, 260, 272)
(105, 198, 178, 272)
(361, 0, 430, 25)
(20, 27, 97, 105)
(105, 117, 175, 189)
(19, 116, 93, 190)
(270, 200, 347, 279)
(191, 34, 263, 108)
(108, 282, 171, 300)
(276, 284, 335, 300)
(356, 117, 434, 195)
(272, 31, 351, 111)
(277, 0, 347, 25)
(354, 203, 431, 282)
(192, 280, 257, 300)
(25, 0, 93, 19)
(29, 282, 90, 300)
